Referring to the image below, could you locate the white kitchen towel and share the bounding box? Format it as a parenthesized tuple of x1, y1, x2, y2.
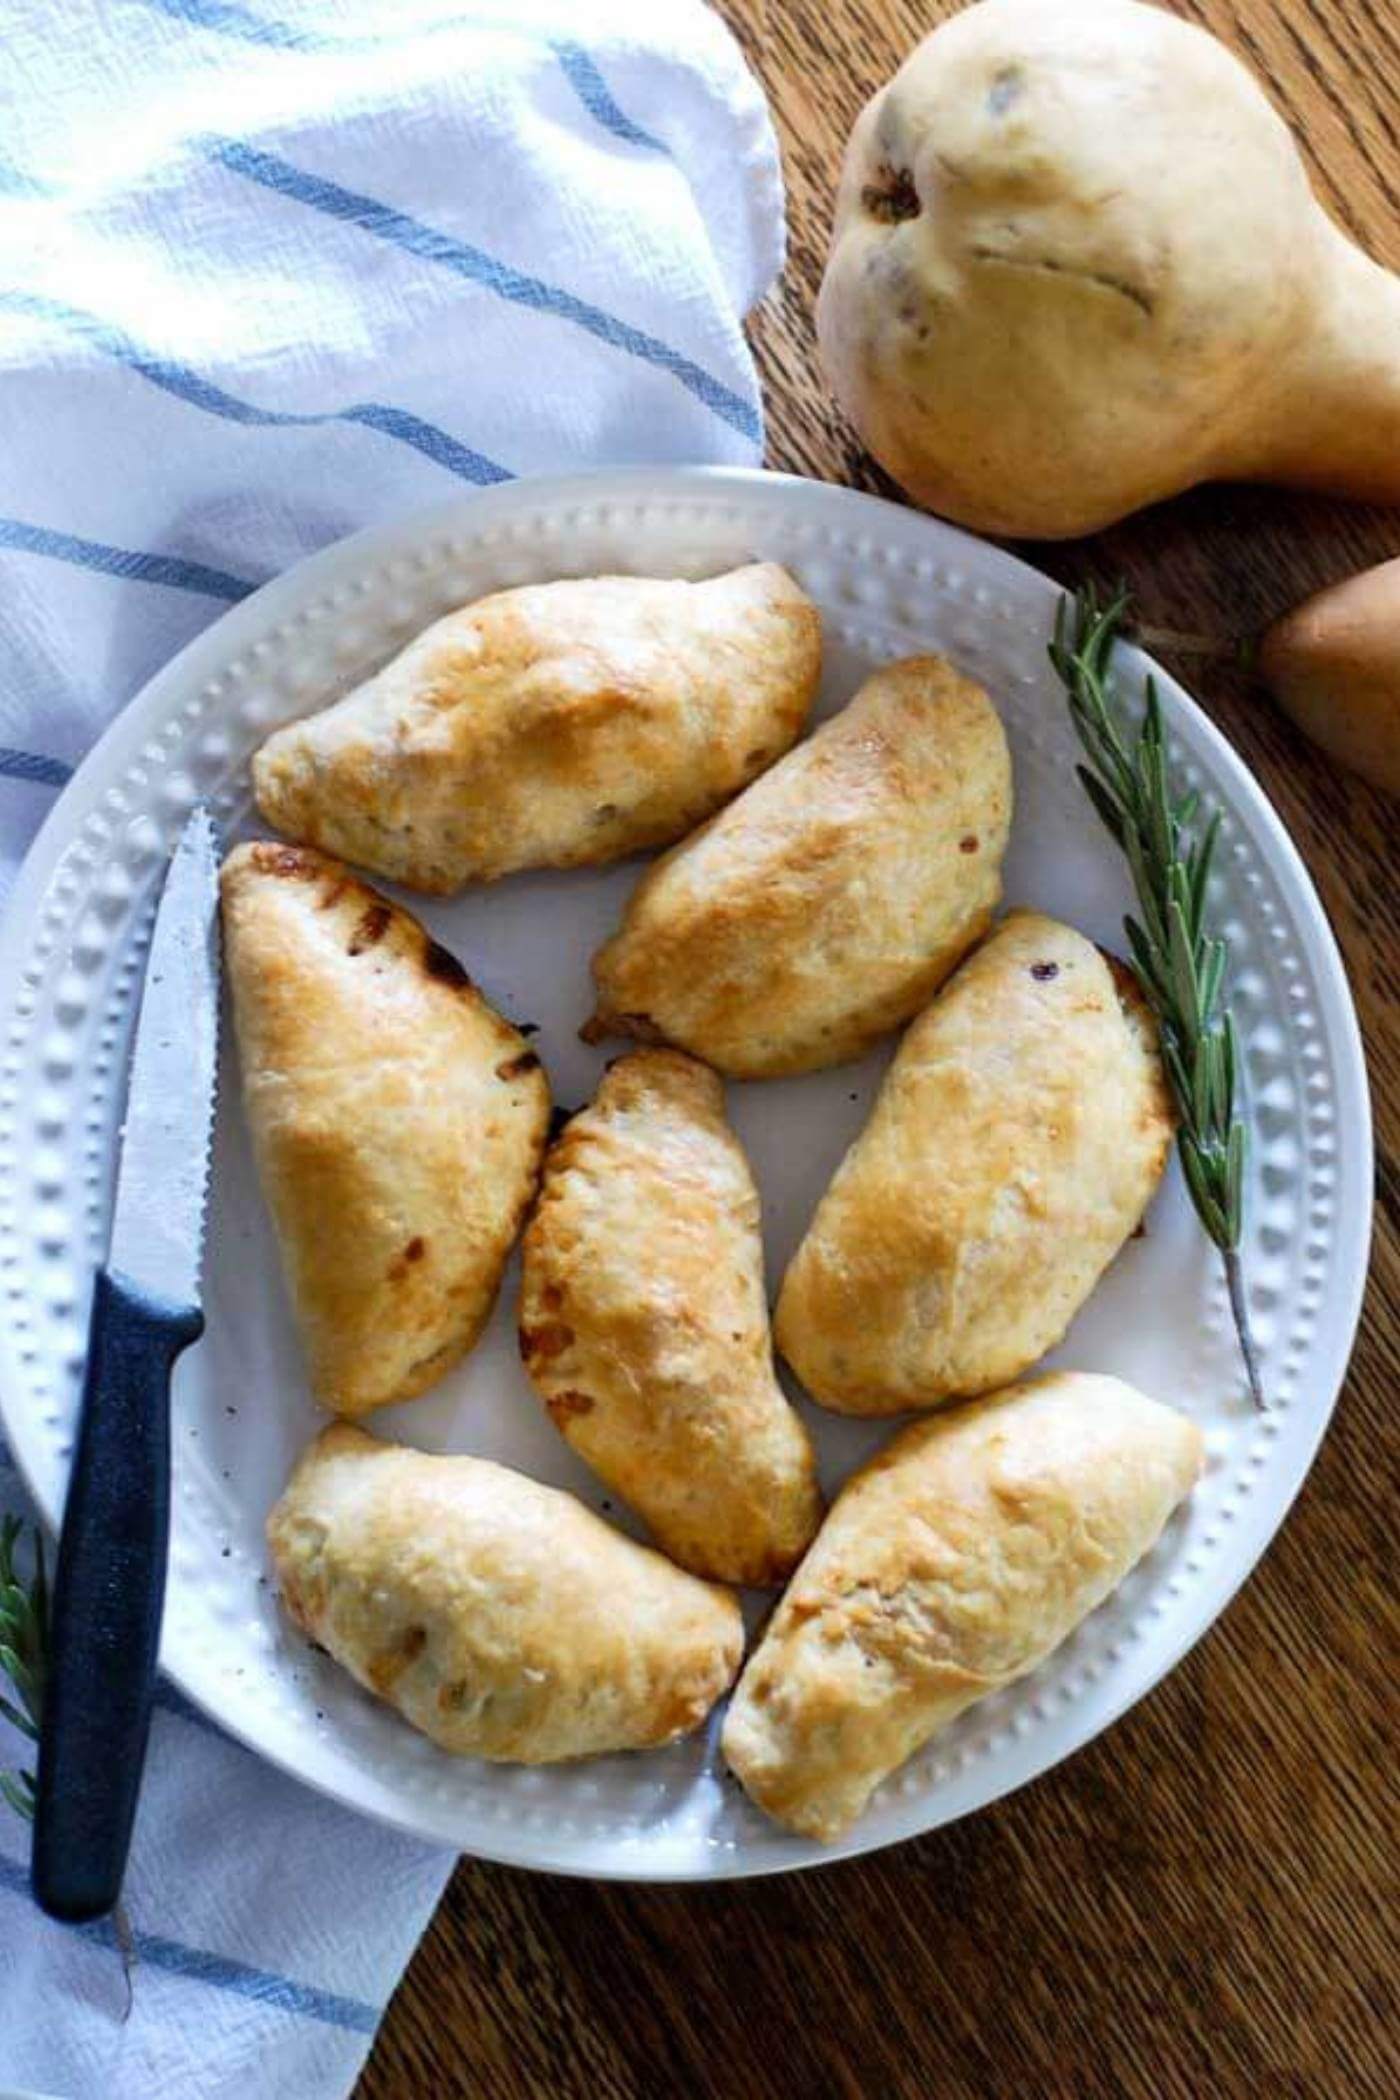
(0, 3, 782, 2094)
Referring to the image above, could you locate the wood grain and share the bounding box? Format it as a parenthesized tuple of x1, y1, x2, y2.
(358, 6, 1399, 2094)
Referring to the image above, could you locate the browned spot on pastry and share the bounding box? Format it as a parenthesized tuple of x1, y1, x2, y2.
(1030, 960, 1059, 981)
(495, 1049, 541, 1081)
(347, 902, 392, 955)
(862, 163, 920, 223)
(422, 938, 473, 991)
(546, 1388, 595, 1423)
(960, 833, 980, 853)
(437, 1679, 470, 1712)
(519, 1321, 574, 1362)
(652, 1685, 712, 1742)
(367, 1623, 427, 1692)
(540, 1283, 565, 1313)
(278, 1579, 311, 1634)
(248, 842, 319, 880)
(591, 802, 619, 825)
(386, 1235, 427, 1284)
(590, 1010, 667, 1046)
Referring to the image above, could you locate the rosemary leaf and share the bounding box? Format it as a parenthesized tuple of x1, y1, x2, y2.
(0, 1689, 36, 1740)
(1227, 1121, 1247, 1245)
(1204, 1030, 1227, 1136)
(0, 1769, 34, 1822)
(1161, 1039, 1195, 1123)
(1189, 1036, 1213, 1140)
(1167, 898, 1200, 1022)
(0, 1645, 34, 1712)
(1180, 1136, 1229, 1246)
(1190, 810, 1222, 944)
(1200, 939, 1227, 1036)
(1076, 764, 1128, 847)
(1125, 916, 1168, 1008)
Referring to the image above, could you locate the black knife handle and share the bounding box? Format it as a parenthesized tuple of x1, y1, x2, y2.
(32, 1266, 204, 1923)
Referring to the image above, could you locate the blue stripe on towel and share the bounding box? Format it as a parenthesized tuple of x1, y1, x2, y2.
(0, 1851, 381, 2032)
(0, 518, 255, 601)
(141, 0, 666, 154)
(544, 40, 665, 153)
(0, 748, 73, 788)
(1, 289, 512, 486)
(203, 136, 762, 441)
(144, 0, 319, 53)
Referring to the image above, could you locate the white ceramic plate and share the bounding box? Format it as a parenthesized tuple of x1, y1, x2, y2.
(0, 468, 1371, 1878)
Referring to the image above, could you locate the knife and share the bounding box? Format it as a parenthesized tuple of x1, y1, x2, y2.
(32, 806, 221, 1923)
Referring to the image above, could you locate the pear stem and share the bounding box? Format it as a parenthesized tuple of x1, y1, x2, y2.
(1129, 623, 1261, 676)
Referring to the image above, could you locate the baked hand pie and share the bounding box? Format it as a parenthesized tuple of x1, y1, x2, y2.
(584, 654, 1010, 1076)
(775, 912, 1173, 1412)
(251, 565, 821, 892)
(519, 1050, 822, 1585)
(268, 1422, 743, 1762)
(722, 1372, 1203, 1839)
(222, 841, 549, 1414)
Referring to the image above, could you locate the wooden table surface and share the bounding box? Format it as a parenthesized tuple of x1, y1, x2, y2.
(359, 6, 1398, 2094)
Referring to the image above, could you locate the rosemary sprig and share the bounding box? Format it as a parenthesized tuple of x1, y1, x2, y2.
(0, 1513, 47, 1821)
(1048, 583, 1265, 1410)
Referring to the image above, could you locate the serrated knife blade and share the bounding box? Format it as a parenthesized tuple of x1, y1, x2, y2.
(107, 805, 221, 1309)
(33, 804, 221, 1925)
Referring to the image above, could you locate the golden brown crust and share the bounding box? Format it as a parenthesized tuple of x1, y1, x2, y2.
(221, 842, 549, 1415)
(250, 565, 821, 892)
(774, 912, 1174, 1413)
(585, 655, 1011, 1077)
(518, 1050, 823, 1586)
(268, 1423, 744, 1762)
(722, 1371, 1204, 1839)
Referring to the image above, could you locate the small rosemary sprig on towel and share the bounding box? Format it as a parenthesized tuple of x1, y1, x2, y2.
(1048, 583, 1265, 1410)
(0, 1513, 46, 1820)
(1, 1512, 135, 2007)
